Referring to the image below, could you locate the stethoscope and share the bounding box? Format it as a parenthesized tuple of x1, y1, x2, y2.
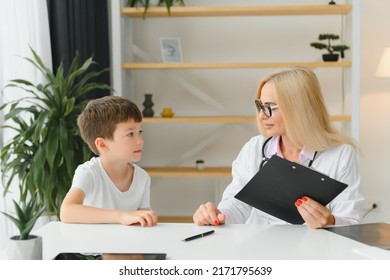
(259, 137, 318, 169)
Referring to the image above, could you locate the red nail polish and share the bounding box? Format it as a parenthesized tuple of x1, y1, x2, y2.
(295, 199, 302, 207)
(214, 220, 219, 226)
(302, 196, 308, 202)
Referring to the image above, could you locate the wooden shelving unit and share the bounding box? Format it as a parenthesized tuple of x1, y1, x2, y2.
(113, 2, 359, 222)
(143, 167, 231, 177)
(121, 5, 353, 125)
(158, 216, 193, 223)
(121, 5, 352, 71)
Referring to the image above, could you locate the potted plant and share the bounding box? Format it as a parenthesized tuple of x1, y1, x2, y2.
(127, 0, 185, 16)
(310, 34, 350, 62)
(1, 199, 45, 259)
(0, 47, 112, 219)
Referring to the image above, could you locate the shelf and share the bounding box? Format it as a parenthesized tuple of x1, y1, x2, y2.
(143, 116, 254, 123)
(143, 115, 351, 123)
(123, 61, 352, 70)
(121, 5, 352, 18)
(158, 216, 193, 223)
(143, 167, 232, 177)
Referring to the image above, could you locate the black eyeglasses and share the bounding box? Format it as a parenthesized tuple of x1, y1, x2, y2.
(255, 99, 279, 118)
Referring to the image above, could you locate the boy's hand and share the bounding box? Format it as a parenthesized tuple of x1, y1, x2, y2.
(119, 209, 158, 227)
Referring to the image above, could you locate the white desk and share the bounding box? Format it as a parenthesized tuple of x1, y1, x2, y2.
(26, 221, 389, 260)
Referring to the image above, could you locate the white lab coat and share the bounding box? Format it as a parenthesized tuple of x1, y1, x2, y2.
(218, 135, 364, 225)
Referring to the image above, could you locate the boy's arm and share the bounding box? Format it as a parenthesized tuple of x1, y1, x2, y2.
(60, 188, 157, 226)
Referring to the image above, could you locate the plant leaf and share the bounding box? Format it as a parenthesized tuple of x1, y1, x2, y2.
(0, 47, 111, 218)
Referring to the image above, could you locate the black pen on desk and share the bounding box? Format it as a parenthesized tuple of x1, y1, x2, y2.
(182, 230, 215, 242)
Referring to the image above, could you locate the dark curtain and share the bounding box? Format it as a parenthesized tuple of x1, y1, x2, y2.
(46, 0, 110, 99)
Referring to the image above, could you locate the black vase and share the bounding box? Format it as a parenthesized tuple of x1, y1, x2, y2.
(142, 93, 154, 117)
(322, 53, 339, 62)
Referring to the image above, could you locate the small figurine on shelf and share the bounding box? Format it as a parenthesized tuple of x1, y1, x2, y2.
(196, 160, 205, 171)
(160, 107, 174, 118)
(142, 93, 154, 117)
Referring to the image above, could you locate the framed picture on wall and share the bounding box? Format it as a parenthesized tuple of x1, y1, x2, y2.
(160, 37, 183, 63)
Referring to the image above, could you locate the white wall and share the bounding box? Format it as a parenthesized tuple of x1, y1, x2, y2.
(360, 0, 390, 223)
(116, 0, 389, 222)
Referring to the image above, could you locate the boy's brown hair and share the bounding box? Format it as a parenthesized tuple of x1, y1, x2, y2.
(77, 96, 142, 155)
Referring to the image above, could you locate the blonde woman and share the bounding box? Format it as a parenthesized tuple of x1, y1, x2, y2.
(193, 67, 363, 229)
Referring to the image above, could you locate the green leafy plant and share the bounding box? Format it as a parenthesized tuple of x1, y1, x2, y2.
(1, 199, 45, 240)
(127, 0, 185, 16)
(310, 33, 350, 59)
(0, 47, 112, 218)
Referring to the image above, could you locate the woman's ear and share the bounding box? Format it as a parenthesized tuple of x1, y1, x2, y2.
(95, 137, 108, 152)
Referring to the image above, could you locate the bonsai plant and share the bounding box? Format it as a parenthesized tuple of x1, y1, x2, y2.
(1, 198, 45, 259)
(127, 0, 185, 16)
(310, 34, 350, 62)
(0, 47, 112, 219)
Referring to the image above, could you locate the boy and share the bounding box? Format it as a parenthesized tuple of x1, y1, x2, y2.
(60, 96, 157, 227)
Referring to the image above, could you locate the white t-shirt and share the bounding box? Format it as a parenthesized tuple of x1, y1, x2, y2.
(218, 135, 364, 225)
(71, 157, 151, 211)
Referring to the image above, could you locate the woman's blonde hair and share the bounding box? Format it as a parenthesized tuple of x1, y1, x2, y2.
(256, 66, 358, 152)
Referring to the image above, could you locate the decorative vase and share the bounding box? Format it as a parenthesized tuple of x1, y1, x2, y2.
(196, 160, 205, 170)
(160, 107, 174, 118)
(7, 235, 42, 260)
(142, 94, 154, 117)
(142, 93, 154, 118)
(322, 53, 339, 62)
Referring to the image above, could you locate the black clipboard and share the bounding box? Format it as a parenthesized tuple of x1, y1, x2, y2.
(234, 155, 348, 224)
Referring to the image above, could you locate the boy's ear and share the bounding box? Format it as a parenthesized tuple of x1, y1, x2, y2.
(95, 137, 108, 152)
